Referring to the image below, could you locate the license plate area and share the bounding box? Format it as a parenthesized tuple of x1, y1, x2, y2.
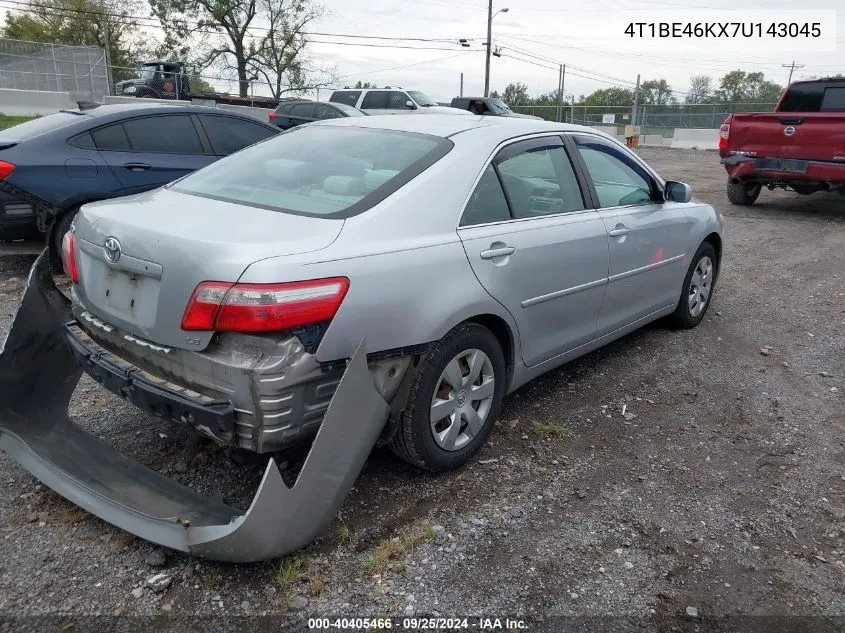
(83, 259, 161, 328)
(755, 158, 809, 173)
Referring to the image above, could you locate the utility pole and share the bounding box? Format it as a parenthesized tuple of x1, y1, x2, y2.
(556, 64, 566, 122)
(460, 72, 464, 97)
(782, 60, 804, 84)
(632, 73, 640, 127)
(100, 0, 113, 96)
(484, 0, 493, 97)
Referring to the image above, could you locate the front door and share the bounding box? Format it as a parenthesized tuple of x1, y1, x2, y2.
(568, 133, 693, 337)
(458, 135, 610, 367)
(92, 113, 214, 194)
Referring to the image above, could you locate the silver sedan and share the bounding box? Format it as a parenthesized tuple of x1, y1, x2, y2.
(64, 114, 723, 473)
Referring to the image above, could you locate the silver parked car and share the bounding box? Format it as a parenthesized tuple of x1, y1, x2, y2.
(62, 115, 723, 473)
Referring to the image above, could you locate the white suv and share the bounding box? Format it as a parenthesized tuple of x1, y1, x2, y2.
(328, 87, 471, 116)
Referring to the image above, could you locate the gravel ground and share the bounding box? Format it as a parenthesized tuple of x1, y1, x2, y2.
(1, 147, 843, 632)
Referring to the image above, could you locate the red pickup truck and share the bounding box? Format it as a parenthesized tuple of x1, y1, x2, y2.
(719, 77, 845, 205)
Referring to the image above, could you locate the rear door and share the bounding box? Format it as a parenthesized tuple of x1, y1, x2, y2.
(458, 135, 609, 367)
(92, 113, 212, 193)
(568, 133, 692, 337)
(281, 102, 317, 128)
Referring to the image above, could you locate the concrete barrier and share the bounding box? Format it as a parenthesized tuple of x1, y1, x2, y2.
(641, 134, 665, 147)
(588, 125, 617, 137)
(0, 88, 75, 116)
(670, 128, 719, 150)
(215, 103, 274, 122)
(103, 95, 192, 107)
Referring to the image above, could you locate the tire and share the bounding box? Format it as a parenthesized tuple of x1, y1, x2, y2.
(389, 322, 506, 472)
(726, 179, 761, 205)
(49, 209, 78, 273)
(667, 242, 718, 330)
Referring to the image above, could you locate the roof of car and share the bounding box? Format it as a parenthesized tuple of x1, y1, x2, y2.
(310, 113, 598, 139)
(69, 102, 254, 118)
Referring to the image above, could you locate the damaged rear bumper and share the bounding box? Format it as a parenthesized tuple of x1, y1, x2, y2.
(0, 252, 391, 562)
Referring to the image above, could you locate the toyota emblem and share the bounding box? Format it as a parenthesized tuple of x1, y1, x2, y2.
(103, 237, 122, 263)
(784, 126, 796, 136)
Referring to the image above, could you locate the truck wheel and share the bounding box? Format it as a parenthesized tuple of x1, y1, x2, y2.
(726, 180, 761, 205)
(389, 322, 506, 472)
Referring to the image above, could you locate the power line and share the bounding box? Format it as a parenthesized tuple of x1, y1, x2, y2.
(782, 60, 805, 84)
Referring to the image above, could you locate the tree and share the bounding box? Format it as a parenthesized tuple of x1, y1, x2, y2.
(639, 78, 674, 105)
(582, 87, 634, 106)
(2, 0, 150, 82)
(353, 81, 376, 89)
(150, 0, 328, 97)
(685, 75, 712, 104)
(501, 82, 529, 106)
(714, 70, 783, 104)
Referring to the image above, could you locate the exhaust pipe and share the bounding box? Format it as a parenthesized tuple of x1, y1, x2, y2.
(0, 252, 391, 562)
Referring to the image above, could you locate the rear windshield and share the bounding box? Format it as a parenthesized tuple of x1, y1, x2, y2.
(169, 125, 453, 218)
(0, 111, 84, 141)
(779, 81, 845, 112)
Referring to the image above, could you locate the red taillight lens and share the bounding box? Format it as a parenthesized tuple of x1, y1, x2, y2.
(181, 277, 350, 333)
(0, 160, 16, 180)
(61, 231, 80, 284)
(269, 113, 278, 120)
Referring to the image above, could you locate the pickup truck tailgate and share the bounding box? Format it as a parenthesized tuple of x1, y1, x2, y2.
(727, 113, 845, 161)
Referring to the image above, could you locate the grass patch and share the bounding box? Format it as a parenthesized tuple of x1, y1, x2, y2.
(201, 569, 222, 590)
(532, 420, 570, 438)
(337, 514, 358, 548)
(309, 577, 327, 598)
(364, 521, 436, 575)
(275, 554, 306, 593)
(0, 115, 35, 130)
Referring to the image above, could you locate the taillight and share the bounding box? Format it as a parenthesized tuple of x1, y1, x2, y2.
(181, 277, 350, 333)
(61, 230, 80, 284)
(269, 113, 278, 121)
(718, 116, 731, 153)
(0, 160, 16, 180)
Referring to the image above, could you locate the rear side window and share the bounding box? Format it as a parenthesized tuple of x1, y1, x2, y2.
(460, 165, 511, 226)
(198, 115, 277, 155)
(290, 103, 315, 117)
(821, 87, 845, 112)
(315, 104, 341, 119)
(329, 91, 361, 107)
(91, 123, 131, 151)
(361, 91, 389, 109)
(122, 115, 203, 154)
(275, 103, 293, 114)
(779, 81, 825, 111)
(169, 126, 453, 219)
(69, 132, 96, 149)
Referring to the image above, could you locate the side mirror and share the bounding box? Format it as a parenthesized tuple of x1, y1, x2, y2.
(405, 100, 417, 109)
(664, 181, 692, 203)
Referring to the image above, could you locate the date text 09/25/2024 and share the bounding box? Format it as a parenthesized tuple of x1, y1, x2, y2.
(307, 617, 529, 630)
(624, 22, 822, 39)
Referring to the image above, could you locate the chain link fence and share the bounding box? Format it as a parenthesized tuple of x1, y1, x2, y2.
(0, 38, 110, 102)
(511, 102, 778, 137)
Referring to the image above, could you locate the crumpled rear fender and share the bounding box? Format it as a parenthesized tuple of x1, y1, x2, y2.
(0, 251, 391, 562)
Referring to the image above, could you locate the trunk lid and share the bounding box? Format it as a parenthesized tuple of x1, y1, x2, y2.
(72, 187, 344, 350)
(727, 113, 845, 162)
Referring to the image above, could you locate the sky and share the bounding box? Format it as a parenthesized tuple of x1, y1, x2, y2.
(306, 0, 844, 102)
(1, 0, 843, 103)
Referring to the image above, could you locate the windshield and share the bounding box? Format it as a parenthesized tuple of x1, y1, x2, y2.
(138, 67, 156, 80)
(408, 90, 438, 107)
(170, 126, 453, 218)
(332, 102, 366, 116)
(488, 98, 512, 114)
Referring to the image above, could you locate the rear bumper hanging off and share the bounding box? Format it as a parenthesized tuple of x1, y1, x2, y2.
(0, 252, 391, 562)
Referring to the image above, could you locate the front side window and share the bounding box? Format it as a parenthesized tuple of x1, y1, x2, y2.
(169, 126, 453, 218)
(198, 115, 277, 155)
(388, 92, 410, 109)
(573, 136, 655, 208)
(494, 139, 585, 218)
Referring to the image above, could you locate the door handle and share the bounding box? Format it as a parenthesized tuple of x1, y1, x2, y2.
(123, 162, 151, 171)
(480, 246, 516, 260)
(608, 227, 629, 237)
